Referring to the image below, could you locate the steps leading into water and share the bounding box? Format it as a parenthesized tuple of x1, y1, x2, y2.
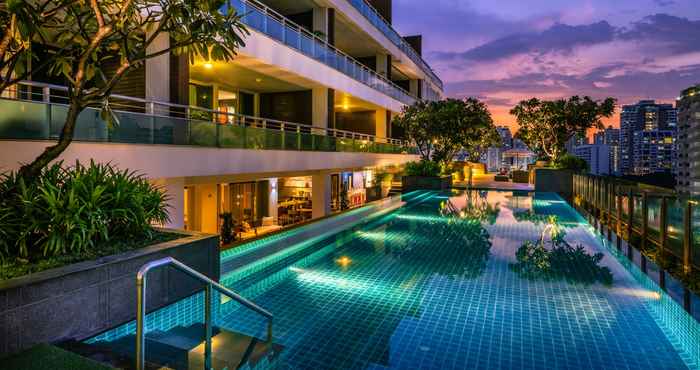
(68, 323, 283, 370)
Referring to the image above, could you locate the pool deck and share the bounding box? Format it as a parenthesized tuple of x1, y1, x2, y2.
(454, 174, 534, 191)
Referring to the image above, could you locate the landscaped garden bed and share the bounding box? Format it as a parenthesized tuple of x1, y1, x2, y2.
(0, 161, 219, 356)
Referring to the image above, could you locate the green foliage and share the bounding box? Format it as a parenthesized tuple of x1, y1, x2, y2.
(552, 154, 589, 172)
(404, 160, 441, 177)
(511, 96, 616, 162)
(393, 98, 498, 165)
(0, 161, 170, 262)
(220, 212, 234, 245)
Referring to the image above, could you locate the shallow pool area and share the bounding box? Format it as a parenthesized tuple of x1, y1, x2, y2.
(89, 190, 700, 369)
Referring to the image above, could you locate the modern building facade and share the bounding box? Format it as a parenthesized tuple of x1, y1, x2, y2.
(0, 0, 442, 237)
(676, 84, 700, 194)
(485, 126, 513, 172)
(565, 135, 588, 155)
(619, 100, 677, 175)
(574, 144, 611, 175)
(593, 126, 621, 174)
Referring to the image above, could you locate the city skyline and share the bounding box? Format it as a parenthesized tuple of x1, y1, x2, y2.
(393, 0, 700, 131)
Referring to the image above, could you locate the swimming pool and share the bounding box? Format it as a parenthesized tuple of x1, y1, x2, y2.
(90, 190, 700, 369)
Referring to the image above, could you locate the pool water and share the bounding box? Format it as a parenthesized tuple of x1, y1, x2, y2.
(91, 190, 700, 369)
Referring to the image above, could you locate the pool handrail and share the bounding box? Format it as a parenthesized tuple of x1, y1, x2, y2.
(135, 257, 273, 370)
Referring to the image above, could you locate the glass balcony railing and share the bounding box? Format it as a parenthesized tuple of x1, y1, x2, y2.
(0, 82, 417, 155)
(226, 0, 417, 106)
(345, 0, 443, 91)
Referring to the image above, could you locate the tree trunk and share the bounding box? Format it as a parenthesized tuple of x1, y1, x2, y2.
(17, 100, 82, 181)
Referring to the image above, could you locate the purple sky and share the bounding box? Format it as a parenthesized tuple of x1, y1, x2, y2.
(393, 0, 700, 131)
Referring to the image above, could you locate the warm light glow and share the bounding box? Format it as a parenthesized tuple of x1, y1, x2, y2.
(203, 62, 213, 69)
(343, 104, 349, 110)
(336, 256, 352, 267)
(255, 78, 263, 83)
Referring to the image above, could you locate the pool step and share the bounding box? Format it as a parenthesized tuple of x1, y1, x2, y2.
(82, 323, 283, 370)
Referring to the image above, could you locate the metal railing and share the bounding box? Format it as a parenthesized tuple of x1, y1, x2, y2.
(135, 257, 273, 370)
(573, 174, 699, 311)
(0, 81, 417, 154)
(345, 0, 443, 91)
(228, 0, 418, 105)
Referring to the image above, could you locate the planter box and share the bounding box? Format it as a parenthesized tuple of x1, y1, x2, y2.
(0, 230, 219, 356)
(533, 168, 574, 196)
(511, 170, 529, 183)
(402, 175, 452, 192)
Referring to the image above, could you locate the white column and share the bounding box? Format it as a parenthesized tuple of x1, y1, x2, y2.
(409, 79, 420, 98)
(194, 184, 219, 234)
(268, 178, 279, 223)
(313, 7, 329, 39)
(375, 109, 387, 140)
(253, 93, 261, 117)
(312, 87, 329, 130)
(145, 32, 170, 103)
(154, 177, 185, 230)
(312, 173, 332, 219)
(376, 54, 389, 78)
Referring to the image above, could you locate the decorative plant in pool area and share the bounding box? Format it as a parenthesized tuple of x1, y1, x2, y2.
(0, 161, 170, 277)
(510, 216, 613, 286)
(393, 98, 499, 166)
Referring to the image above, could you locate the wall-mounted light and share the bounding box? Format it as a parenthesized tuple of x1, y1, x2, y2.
(203, 62, 213, 69)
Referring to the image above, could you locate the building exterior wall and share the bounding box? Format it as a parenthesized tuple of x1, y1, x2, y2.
(619, 100, 677, 175)
(574, 144, 611, 175)
(677, 84, 700, 194)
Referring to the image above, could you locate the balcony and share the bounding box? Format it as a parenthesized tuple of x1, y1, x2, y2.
(0, 82, 416, 155)
(345, 0, 443, 91)
(228, 0, 417, 106)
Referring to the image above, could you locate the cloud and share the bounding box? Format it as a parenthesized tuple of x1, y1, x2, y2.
(620, 14, 700, 53)
(434, 21, 616, 62)
(653, 0, 676, 7)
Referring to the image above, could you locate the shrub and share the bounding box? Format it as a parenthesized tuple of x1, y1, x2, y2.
(552, 154, 589, 172)
(404, 160, 441, 177)
(0, 161, 169, 262)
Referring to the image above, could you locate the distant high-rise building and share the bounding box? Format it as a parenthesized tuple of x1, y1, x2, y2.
(676, 84, 700, 194)
(619, 100, 677, 175)
(486, 147, 502, 172)
(565, 135, 588, 155)
(631, 130, 676, 175)
(593, 126, 621, 174)
(496, 126, 513, 150)
(575, 144, 611, 175)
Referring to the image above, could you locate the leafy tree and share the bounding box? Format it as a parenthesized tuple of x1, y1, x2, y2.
(5, 0, 248, 181)
(511, 96, 616, 162)
(0, 0, 65, 94)
(393, 98, 497, 166)
(392, 100, 436, 161)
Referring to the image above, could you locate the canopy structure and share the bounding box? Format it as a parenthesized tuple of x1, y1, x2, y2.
(502, 148, 536, 159)
(502, 148, 536, 170)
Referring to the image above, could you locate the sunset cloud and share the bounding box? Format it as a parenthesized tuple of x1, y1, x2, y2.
(393, 1, 700, 132)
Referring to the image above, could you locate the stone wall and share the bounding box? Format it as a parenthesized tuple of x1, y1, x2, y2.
(0, 230, 219, 356)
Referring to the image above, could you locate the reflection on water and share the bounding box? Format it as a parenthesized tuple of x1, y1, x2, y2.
(509, 216, 614, 286)
(387, 190, 495, 279)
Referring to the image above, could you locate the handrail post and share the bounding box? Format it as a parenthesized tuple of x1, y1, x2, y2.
(659, 196, 668, 265)
(204, 284, 213, 370)
(627, 188, 634, 257)
(135, 275, 146, 370)
(641, 192, 648, 252)
(616, 185, 623, 249)
(683, 200, 693, 275)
